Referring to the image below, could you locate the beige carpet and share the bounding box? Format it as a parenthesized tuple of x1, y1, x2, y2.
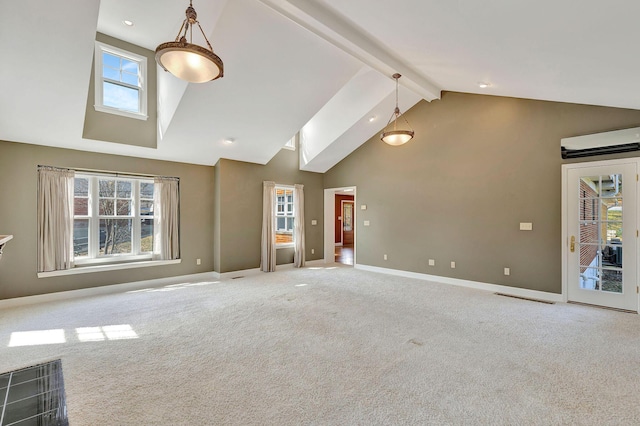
(1, 265, 640, 425)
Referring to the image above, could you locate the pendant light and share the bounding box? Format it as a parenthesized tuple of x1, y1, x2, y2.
(381, 73, 414, 146)
(155, 1, 224, 83)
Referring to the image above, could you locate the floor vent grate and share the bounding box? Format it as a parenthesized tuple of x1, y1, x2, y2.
(0, 359, 68, 426)
(495, 293, 555, 304)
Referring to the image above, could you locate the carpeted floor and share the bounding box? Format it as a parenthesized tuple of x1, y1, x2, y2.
(2, 265, 640, 425)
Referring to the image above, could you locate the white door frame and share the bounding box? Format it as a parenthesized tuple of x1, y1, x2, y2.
(561, 157, 639, 311)
(324, 187, 356, 264)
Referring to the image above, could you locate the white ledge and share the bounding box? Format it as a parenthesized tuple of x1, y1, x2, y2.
(0, 235, 13, 245)
(38, 259, 181, 278)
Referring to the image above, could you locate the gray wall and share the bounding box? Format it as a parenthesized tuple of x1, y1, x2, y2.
(324, 92, 640, 294)
(0, 141, 214, 299)
(82, 33, 157, 148)
(215, 146, 324, 273)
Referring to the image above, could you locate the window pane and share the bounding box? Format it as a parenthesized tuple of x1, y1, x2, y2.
(140, 200, 154, 216)
(121, 58, 139, 74)
(103, 81, 139, 113)
(103, 67, 120, 81)
(102, 52, 120, 69)
(601, 268, 622, 293)
(99, 199, 114, 216)
(276, 231, 293, 244)
(74, 178, 88, 197)
(116, 200, 131, 216)
(140, 182, 154, 198)
(99, 219, 132, 255)
(74, 198, 88, 216)
(117, 181, 131, 198)
(73, 219, 89, 257)
(99, 180, 115, 197)
(121, 71, 138, 86)
(287, 217, 294, 231)
(277, 217, 285, 230)
(141, 218, 154, 253)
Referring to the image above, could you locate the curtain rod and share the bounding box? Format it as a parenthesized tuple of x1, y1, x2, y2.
(37, 165, 178, 181)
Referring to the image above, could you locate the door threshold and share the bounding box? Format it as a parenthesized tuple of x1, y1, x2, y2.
(567, 301, 637, 314)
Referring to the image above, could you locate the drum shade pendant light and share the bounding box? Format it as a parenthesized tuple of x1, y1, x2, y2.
(155, 1, 223, 83)
(381, 73, 414, 146)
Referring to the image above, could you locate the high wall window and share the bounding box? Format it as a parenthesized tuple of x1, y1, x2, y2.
(94, 41, 148, 120)
(275, 187, 294, 246)
(73, 174, 154, 264)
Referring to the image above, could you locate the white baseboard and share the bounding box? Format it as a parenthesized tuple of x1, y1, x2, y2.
(0, 272, 219, 309)
(355, 264, 564, 303)
(215, 259, 327, 279)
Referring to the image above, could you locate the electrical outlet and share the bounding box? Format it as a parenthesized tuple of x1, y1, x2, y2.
(384, 254, 388, 260)
(361, 204, 367, 210)
(311, 249, 314, 254)
(196, 258, 201, 265)
(428, 259, 435, 266)
(311, 219, 317, 225)
(450, 261, 456, 269)
(504, 267, 510, 276)
(519, 222, 533, 231)
(364, 220, 370, 226)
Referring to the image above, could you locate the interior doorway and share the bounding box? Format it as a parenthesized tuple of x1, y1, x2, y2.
(324, 187, 356, 265)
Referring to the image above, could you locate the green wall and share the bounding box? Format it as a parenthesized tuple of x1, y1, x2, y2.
(0, 141, 213, 299)
(324, 92, 640, 294)
(215, 146, 324, 273)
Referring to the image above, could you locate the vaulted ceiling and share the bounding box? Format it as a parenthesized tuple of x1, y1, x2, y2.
(2, 1, 640, 172)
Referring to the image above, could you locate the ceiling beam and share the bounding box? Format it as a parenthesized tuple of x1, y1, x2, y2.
(257, 0, 441, 101)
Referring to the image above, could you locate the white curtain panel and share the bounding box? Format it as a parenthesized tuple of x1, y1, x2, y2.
(37, 167, 75, 272)
(153, 177, 180, 260)
(294, 184, 305, 268)
(261, 181, 276, 272)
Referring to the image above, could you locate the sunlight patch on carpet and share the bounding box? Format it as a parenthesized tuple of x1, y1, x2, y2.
(8, 329, 66, 347)
(77, 325, 138, 342)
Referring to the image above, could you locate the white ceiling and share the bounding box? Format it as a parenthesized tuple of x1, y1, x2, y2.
(2, 0, 640, 170)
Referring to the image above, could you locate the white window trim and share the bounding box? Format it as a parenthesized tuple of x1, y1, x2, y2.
(74, 173, 155, 266)
(94, 41, 148, 121)
(38, 259, 181, 278)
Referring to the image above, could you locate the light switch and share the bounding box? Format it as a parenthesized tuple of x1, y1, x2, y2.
(428, 259, 435, 266)
(361, 205, 367, 210)
(311, 219, 317, 225)
(450, 261, 456, 269)
(520, 222, 533, 231)
(364, 220, 370, 226)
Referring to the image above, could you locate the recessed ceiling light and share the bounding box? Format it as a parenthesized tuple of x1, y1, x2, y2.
(224, 138, 235, 144)
(123, 20, 134, 26)
(478, 82, 491, 88)
(368, 116, 376, 122)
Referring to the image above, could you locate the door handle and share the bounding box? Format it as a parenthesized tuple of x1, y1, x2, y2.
(570, 236, 575, 253)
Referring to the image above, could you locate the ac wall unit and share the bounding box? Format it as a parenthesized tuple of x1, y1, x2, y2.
(560, 127, 640, 159)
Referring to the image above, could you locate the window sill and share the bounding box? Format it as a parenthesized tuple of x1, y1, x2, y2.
(37, 259, 181, 278)
(276, 244, 294, 249)
(94, 104, 148, 121)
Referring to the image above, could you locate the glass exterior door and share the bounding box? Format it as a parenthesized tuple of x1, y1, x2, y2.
(567, 163, 637, 311)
